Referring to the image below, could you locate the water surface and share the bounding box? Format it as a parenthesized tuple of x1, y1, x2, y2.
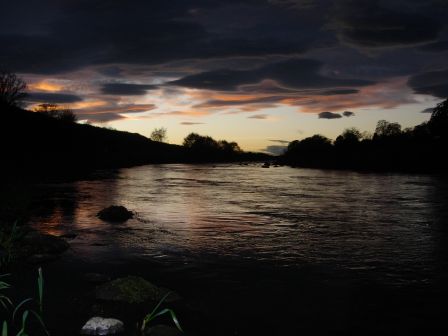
(29, 164, 448, 335)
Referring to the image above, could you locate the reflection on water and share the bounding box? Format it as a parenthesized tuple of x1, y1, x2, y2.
(30, 164, 448, 285)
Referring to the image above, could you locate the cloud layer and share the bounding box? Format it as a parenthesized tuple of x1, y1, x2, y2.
(1, 0, 447, 125)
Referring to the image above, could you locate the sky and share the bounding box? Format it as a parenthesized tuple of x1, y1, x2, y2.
(2, 0, 448, 153)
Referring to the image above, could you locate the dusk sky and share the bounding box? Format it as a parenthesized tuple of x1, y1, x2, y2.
(2, 0, 448, 153)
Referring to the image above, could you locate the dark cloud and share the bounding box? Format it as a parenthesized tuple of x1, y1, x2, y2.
(2, 0, 448, 113)
(418, 40, 448, 53)
(101, 83, 157, 95)
(248, 114, 269, 119)
(421, 107, 434, 113)
(321, 89, 359, 95)
(342, 111, 355, 117)
(262, 145, 287, 155)
(318, 111, 342, 119)
(171, 58, 372, 91)
(76, 113, 125, 123)
(269, 139, 290, 144)
(26, 92, 83, 104)
(180, 122, 205, 125)
(0, 0, 317, 75)
(333, 1, 443, 48)
(194, 96, 285, 108)
(408, 69, 448, 98)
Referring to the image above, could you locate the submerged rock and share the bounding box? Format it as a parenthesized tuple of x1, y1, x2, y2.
(81, 317, 124, 335)
(144, 325, 183, 336)
(16, 230, 69, 260)
(95, 276, 179, 304)
(97, 206, 133, 222)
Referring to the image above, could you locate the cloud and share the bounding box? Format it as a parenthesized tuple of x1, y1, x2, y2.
(298, 77, 417, 113)
(262, 145, 288, 155)
(194, 95, 286, 108)
(342, 111, 355, 117)
(101, 83, 157, 95)
(333, 1, 443, 49)
(248, 114, 269, 119)
(408, 69, 448, 98)
(26, 92, 83, 104)
(321, 89, 359, 95)
(318, 111, 342, 119)
(180, 121, 205, 125)
(76, 113, 125, 123)
(269, 139, 290, 144)
(170, 58, 373, 91)
(73, 102, 157, 123)
(418, 40, 448, 53)
(0, 1, 316, 75)
(421, 107, 434, 113)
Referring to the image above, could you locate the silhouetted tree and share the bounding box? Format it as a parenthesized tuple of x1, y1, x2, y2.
(335, 127, 362, 147)
(34, 103, 77, 122)
(218, 140, 241, 154)
(183, 133, 243, 161)
(0, 70, 27, 108)
(284, 135, 333, 167)
(150, 127, 167, 142)
(428, 98, 448, 137)
(374, 120, 402, 139)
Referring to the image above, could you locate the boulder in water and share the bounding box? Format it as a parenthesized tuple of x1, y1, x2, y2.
(97, 206, 133, 222)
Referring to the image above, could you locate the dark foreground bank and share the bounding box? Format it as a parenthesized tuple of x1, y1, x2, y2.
(1, 107, 270, 181)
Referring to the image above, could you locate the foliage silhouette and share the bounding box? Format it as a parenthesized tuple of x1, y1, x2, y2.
(33, 103, 77, 123)
(183, 133, 245, 162)
(150, 127, 167, 142)
(0, 71, 27, 108)
(281, 99, 448, 172)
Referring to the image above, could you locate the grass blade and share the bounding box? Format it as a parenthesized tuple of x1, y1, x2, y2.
(29, 310, 49, 336)
(12, 298, 32, 322)
(2, 321, 7, 336)
(16, 310, 29, 336)
(37, 268, 43, 314)
(151, 308, 183, 332)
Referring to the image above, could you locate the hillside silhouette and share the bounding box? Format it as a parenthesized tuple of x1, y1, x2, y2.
(1, 106, 269, 180)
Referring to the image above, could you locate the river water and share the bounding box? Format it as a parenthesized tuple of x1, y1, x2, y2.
(28, 164, 448, 335)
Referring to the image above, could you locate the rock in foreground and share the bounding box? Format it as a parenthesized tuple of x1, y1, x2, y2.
(97, 206, 133, 222)
(15, 230, 69, 263)
(81, 317, 124, 335)
(95, 276, 178, 304)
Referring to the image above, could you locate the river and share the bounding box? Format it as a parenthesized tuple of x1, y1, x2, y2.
(27, 164, 448, 335)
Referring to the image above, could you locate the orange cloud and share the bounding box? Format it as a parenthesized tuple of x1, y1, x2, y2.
(298, 77, 416, 113)
(28, 81, 64, 92)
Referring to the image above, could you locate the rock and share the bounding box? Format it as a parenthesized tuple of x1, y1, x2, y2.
(144, 325, 183, 336)
(95, 276, 178, 304)
(97, 206, 133, 222)
(262, 162, 270, 168)
(17, 230, 69, 259)
(80, 317, 124, 335)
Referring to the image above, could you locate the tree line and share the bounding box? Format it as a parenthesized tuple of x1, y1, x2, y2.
(281, 99, 448, 172)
